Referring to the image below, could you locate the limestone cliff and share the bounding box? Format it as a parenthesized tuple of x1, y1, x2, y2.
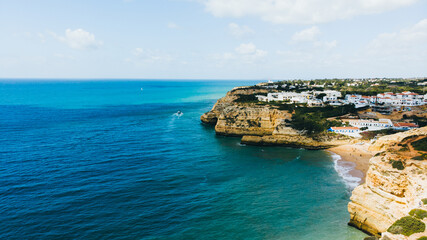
(348, 127, 427, 239)
(201, 86, 348, 149)
(200, 86, 274, 126)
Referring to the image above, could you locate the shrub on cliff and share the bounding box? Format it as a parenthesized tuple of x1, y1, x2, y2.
(412, 137, 427, 151)
(422, 198, 427, 205)
(417, 236, 427, 240)
(361, 129, 399, 140)
(387, 216, 425, 236)
(412, 153, 427, 160)
(409, 209, 427, 220)
(390, 160, 405, 170)
(234, 94, 259, 103)
(363, 236, 378, 240)
(291, 113, 325, 134)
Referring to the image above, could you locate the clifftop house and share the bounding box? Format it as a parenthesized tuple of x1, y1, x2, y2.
(256, 90, 342, 106)
(345, 91, 427, 108)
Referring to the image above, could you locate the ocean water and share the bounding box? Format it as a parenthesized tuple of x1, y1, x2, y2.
(0, 80, 366, 240)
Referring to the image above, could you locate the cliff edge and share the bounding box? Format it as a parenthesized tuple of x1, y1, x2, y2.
(348, 127, 427, 239)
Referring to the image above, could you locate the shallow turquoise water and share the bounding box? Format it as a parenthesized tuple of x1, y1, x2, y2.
(0, 80, 366, 239)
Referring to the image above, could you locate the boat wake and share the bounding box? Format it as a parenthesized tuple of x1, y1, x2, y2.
(172, 111, 184, 118)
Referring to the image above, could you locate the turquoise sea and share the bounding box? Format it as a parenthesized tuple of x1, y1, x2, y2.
(0, 80, 367, 239)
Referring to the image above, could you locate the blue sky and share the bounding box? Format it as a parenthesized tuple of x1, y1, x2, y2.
(0, 0, 426, 79)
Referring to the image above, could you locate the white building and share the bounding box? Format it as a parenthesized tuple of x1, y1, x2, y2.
(257, 90, 341, 105)
(256, 95, 268, 102)
(348, 119, 393, 131)
(345, 94, 370, 108)
(316, 90, 342, 103)
(345, 91, 427, 108)
(329, 127, 361, 138)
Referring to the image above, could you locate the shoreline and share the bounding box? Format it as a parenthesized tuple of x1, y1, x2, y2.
(327, 142, 376, 185)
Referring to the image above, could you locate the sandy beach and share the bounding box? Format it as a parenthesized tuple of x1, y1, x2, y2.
(328, 142, 377, 183)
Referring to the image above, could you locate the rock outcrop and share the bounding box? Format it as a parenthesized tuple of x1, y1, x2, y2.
(241, 134, 334, 150)
(348, 127, 427, 239)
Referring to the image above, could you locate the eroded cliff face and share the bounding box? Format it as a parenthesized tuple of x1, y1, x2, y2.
(348, 127, 427, 238)
(200, 87, 274, 126)
(200, 87, 342, 149)
(214, 105, 290, 136)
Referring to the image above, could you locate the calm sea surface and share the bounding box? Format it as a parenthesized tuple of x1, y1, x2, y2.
(0, 80, 366, 240)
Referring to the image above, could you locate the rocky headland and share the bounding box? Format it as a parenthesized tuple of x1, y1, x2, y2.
(201, 86, 351, 149)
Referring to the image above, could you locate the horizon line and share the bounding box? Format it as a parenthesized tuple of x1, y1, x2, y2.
(0, 76, 426, 82)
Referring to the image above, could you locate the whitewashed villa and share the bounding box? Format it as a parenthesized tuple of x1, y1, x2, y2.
(345, 91, 427, 108)
(256, 90, 342, 106)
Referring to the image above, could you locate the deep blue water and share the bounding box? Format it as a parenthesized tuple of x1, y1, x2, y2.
(0, 80, 366, 240)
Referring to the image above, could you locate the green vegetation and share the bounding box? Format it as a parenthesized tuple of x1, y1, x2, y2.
(374, 152, 384, 157)
(418, 236, 427, 240)
(288, 104, 357, 117)
(233, 94, 257, 103)
(288, 105, 357, 134)
(290, 113, 342, 135)
(399, 144, 409, 152)
(361, 129, 400, 140)
(324, 79, 426, 95)
(390, 160, 405, 170)
(363, 236, 378, 240)
(412, 137, 427, 151)
(387, 216, 426, 236)
(422, 198, 427, 205)
(412, 153, 427, 161)
(316, 93, 326, 100)
(409, 209, 427, 220)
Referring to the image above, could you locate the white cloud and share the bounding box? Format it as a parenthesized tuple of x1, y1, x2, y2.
(202, 0, 419, 24)
(214, 43, 267, 64)
(290, 26, 337, 49)
(228, 23, 255, 37)
(235, 43, 267, 58)
(368, 18, 427, 55)
(291, 26, 320, 42)
(53, 29, 103, 50)
(167, 22, 179, 29)
(356, 18, 427, 74)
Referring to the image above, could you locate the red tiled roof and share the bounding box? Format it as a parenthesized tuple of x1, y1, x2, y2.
(394, 122, 418, 128)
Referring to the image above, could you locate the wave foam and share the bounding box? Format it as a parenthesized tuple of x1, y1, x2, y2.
(330, 152, 362, 190)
